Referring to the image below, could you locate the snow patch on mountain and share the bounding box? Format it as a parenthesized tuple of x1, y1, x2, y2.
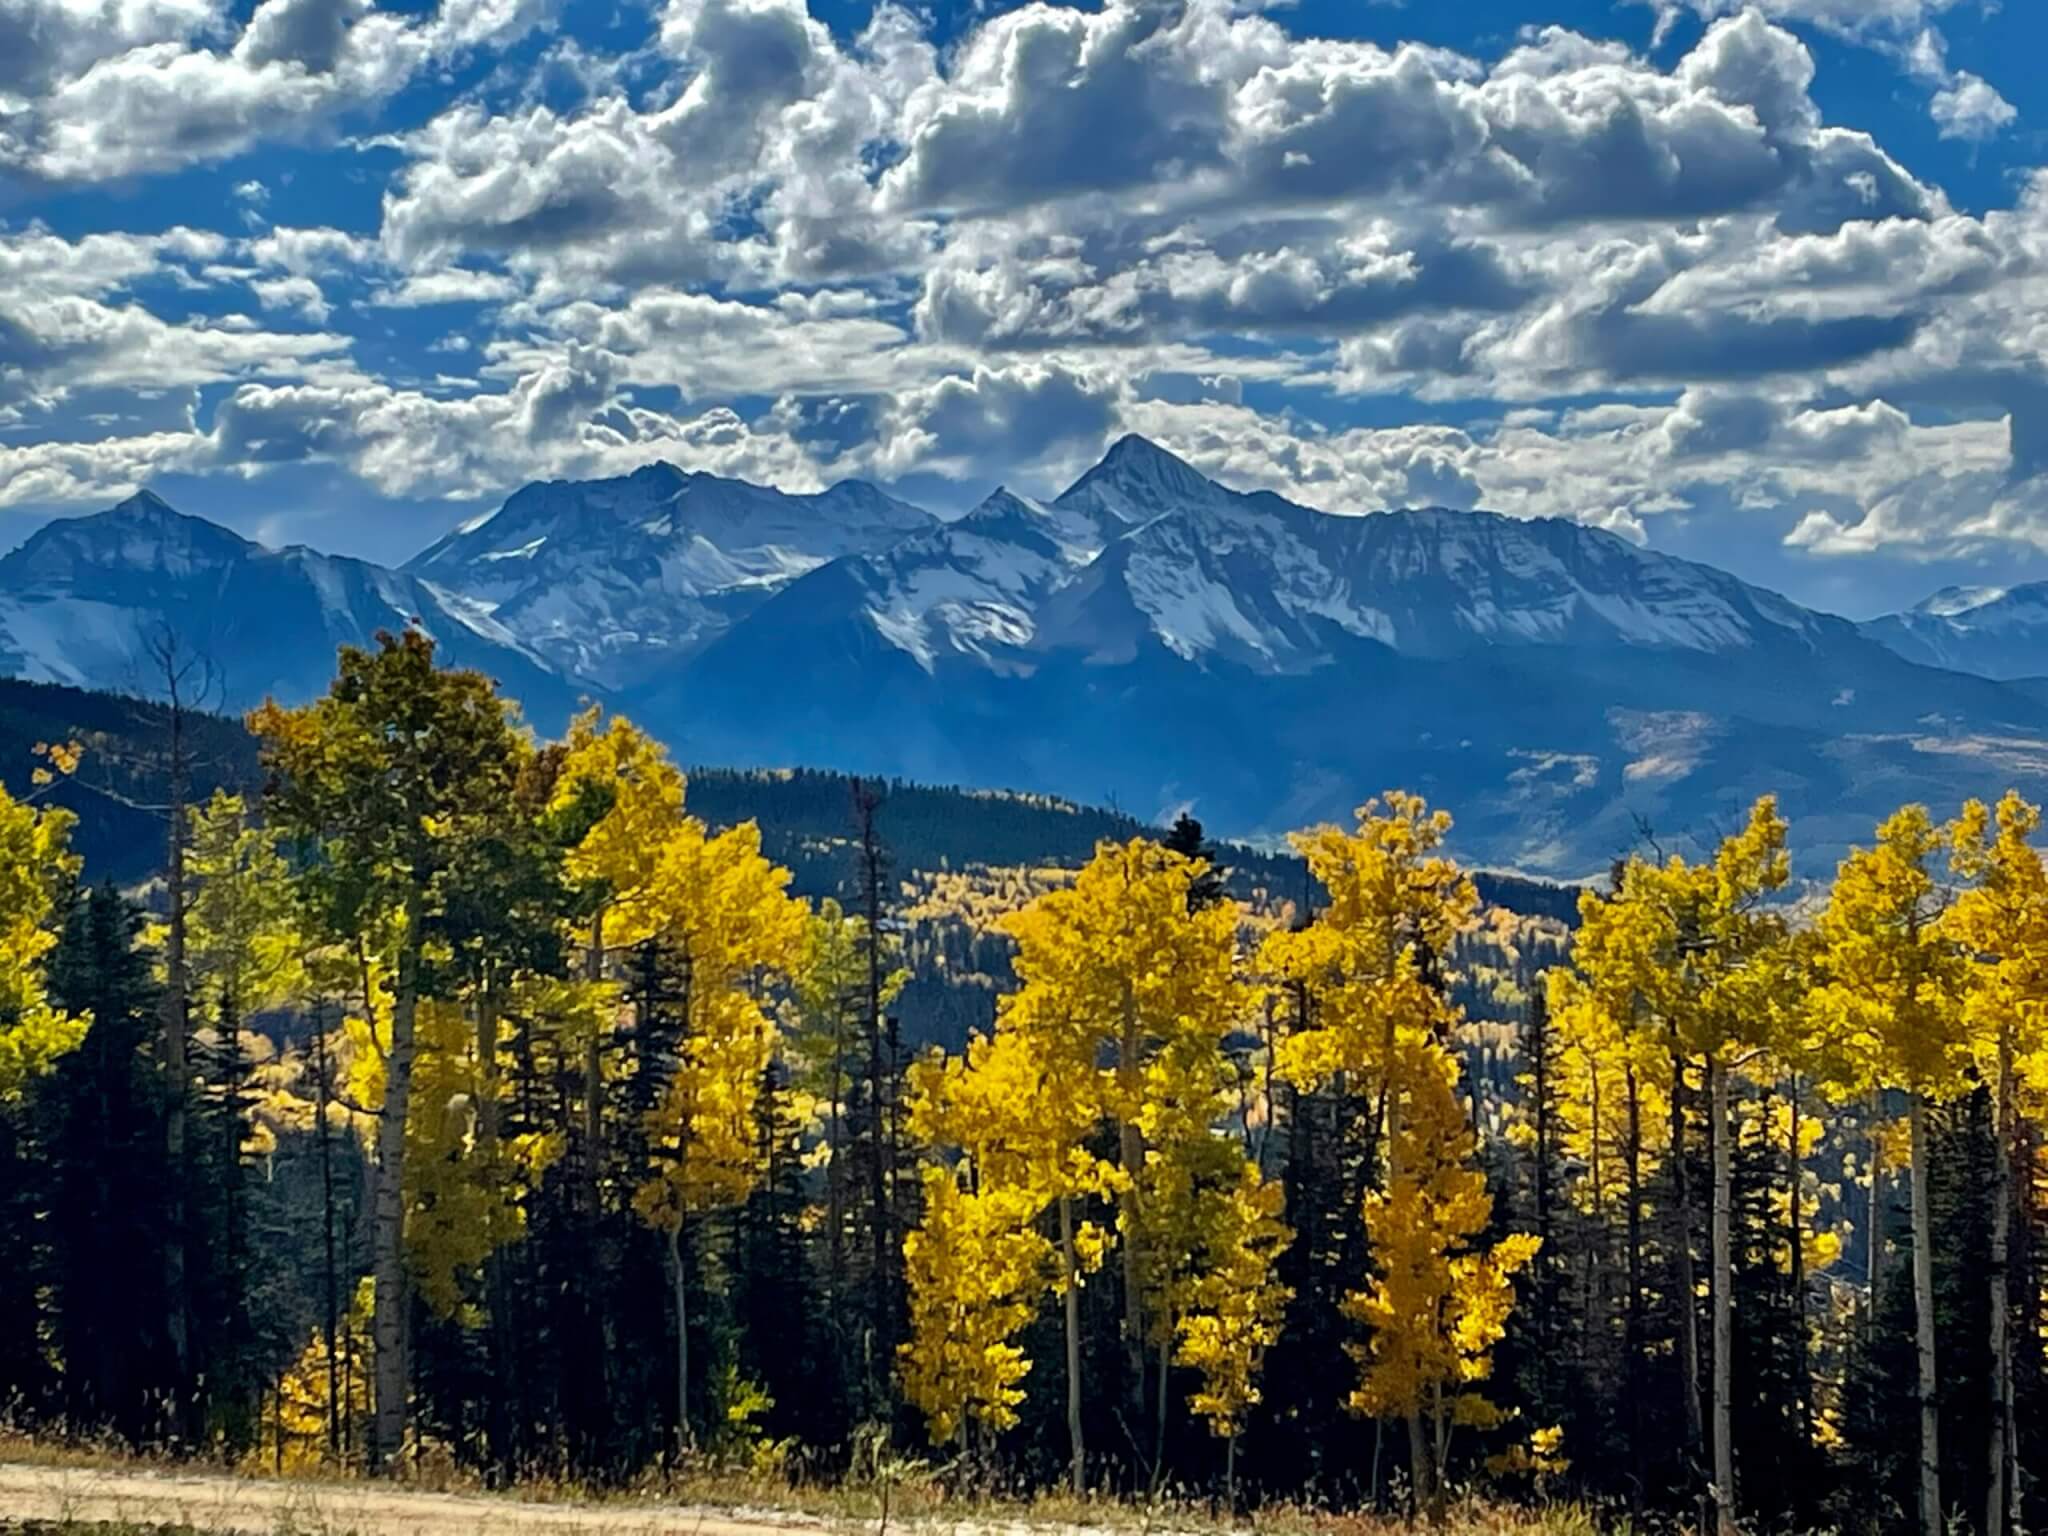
(406, 462, 935, 687)
(1864, 582, 2048, 680)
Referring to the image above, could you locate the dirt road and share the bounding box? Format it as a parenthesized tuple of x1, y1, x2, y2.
(0, 1460, 859, 1534)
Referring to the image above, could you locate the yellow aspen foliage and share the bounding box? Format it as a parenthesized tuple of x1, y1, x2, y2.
(1348, 1035, 1540, 1438)
(1132, 1012, 1291, 1440)
(1948, 791, 2048, 1096)
(1810, 805, 1970, 1101)
(908, 1024, 1112, 1202)
(0, 779, 86, 1100)
(1165, 1156, 1290, 1439)
(1539, 851, 1683, 1224)
(551, 709, 688, 948)
(265, 1277, 375, 1471)
(901, 1015, 1113, 1448)
(1264, 792, 1477, 1089)
(999, 838, 1254, 1348)
(998, 837, 1246, 1125)
(404, 997, 561, 1318)
(899, 1164, 1060, 1443)
(183, 791, 305, 1020)
(632, 818, 809, 1228)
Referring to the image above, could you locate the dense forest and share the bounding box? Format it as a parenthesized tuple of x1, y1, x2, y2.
(0, 632, 2042, 1536)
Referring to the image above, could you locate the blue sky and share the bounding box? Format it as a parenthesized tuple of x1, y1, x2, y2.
(3, 0, 2046, 619)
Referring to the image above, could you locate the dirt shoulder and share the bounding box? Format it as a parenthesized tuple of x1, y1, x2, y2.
(0, 1460, 865, 1535)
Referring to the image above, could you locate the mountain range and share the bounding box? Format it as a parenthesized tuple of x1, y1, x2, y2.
(5, 437, 2046, 878)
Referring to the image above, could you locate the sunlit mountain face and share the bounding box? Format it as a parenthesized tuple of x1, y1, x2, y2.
(16, 440, 2048, 878)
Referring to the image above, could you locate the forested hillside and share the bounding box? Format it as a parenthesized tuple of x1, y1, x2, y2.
(0, 636, 2041, 1536)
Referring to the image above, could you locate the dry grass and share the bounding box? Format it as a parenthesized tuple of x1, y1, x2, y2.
(0, 1436, 1605, 1536)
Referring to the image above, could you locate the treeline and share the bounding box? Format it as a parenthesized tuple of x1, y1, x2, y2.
(0, 633, 2042, 1536)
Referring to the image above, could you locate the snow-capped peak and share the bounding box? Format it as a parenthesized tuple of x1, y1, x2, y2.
(1917, 585, 2012, 618)
(400, 461, 937, 689)
(1054, 434, 1234, 527)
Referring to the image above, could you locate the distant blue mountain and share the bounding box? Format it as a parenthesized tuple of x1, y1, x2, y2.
(11, 444, 2048, 877)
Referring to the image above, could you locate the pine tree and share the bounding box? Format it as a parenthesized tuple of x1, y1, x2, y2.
(42, 883, 175, 1442)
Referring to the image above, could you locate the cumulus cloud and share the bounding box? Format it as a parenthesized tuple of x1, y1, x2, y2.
(6, 0, 2048, 587)
(0, 226, 347, 420)
(0, 0, 556, 182)
(1929, 72, 2018, 143)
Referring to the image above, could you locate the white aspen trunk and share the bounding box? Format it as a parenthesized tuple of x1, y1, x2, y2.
(1910, 1092, 1942, 1536)
(1867, 1092, 1886, 1327)
(369, 914, 422, 1472)
(1061, 1194, 1085, 1497)
(1711, 1055, 1738, 1536)
(1988, 1028, 2014, 1536)
(669, 1220, 692, 1453)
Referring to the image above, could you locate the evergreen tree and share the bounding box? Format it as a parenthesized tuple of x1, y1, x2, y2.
(41, 883, 176, 1442)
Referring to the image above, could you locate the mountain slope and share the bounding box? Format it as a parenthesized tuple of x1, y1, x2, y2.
(404, 463, 936, 689)
(0, 492, 578, 725)
(648, 437, 2048, 878)
(1862, 585, 2048, 681)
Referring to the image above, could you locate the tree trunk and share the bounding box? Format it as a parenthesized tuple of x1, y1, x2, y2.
(315, 1003, 340, 1461)
(1625, 1063, 1646, 1517)
(1710, 1055, 1737, 1536)
(855, 783, 894, 1409)
(1407, 1404, 1432, 1525)
(1867, 1091, 1886, 1329)
(477, 985, 513, 1475)
(1149, 1331, 1170, 1501)
(1670, 1041, 1706, 1505)
(1118, 984, 1147, 1465)
(369, 912, 423, 1473)
(668, 1219, 692, 1454)
(1909, 1092, 1942, 1536)
(1060, 1193, 1086, 1497)
(584, 909, 605, 1213)
(1988, 1029, 2014, 1536)
(160, 695, 191, 1429)
(1788, 1075, 1812, 1450)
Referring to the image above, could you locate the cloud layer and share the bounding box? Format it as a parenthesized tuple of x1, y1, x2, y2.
(1, 0, 2043, 594)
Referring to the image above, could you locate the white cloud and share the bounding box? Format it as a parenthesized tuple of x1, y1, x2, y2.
(2, 0, 557, 182)
(4, 0, 2047, 585)
(1930, 72, 2018, 142)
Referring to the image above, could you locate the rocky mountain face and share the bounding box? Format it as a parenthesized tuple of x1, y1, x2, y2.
(1861, 584, 2048, 681)
(403, 463, 934, 689)
(642, 438, 2048, 876)
(0, 491, 576, 723)
(11, 444, 2048, 876)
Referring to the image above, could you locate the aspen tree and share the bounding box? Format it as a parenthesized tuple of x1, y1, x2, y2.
(1657, 798, 1794, 1536)
(1946, 792, 2048, 1536)
(1348, 1033, 1539, 1522)
(901, 1027, 1098, 1455)
(997, 836, 1247, 1482)
(252, 630, 529, 1469)
(630, 816, 808, 1450)
(0, 778, 85, 1100)
(552, 711, 688, 1187)
(1812, 806, 1970, 1536)
(1264, 795, 1531, 1520)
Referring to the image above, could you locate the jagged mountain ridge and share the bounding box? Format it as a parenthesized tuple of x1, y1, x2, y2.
(1861, 583, 2048, 681)
(639, 437, 2048, 875)
(10, 442, 2048, 875)
(404, 462, 935, 689)
(710, 436, 1852, 680)
(0, 492, 576, 723)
